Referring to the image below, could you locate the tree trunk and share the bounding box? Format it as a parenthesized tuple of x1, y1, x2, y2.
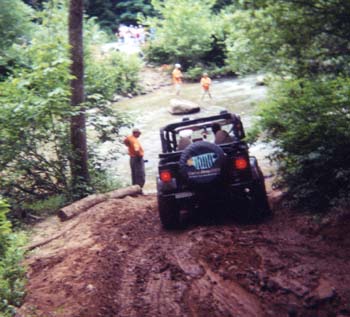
(69, 0, 89, 195)
(57, 185, 142, 221)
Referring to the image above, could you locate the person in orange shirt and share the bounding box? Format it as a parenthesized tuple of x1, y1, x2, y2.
(172, 63, 183, 95)
(124, 128, 145, 188)
(200, 72, 212, 100)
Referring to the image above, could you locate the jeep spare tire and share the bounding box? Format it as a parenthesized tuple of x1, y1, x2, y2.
(179, 141, 225, 186)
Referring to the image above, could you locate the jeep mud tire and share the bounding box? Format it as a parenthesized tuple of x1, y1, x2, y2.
(179, 141, 226, 186)
(249, 181, 271, 220)
(158, 196, 180, 230)
(244, 157, 272, 222)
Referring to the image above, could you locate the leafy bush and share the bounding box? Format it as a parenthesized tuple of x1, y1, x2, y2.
(142, 0, 215, 67)
(22, 194, 67, 217)
(0, 233, 26, 317)
(0, 0, 142, 210)
(0, 199, 26, 317)
(0, 0, 34, 79)
(221, 1, 350, 76)
(0, 200, 11, 257)
(86, 51, 141, 99)
(185, 64, 234, 81)
(185, 66, 205, 81)
(257, 77, 350, 210)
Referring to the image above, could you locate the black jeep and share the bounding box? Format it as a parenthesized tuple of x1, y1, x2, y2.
(157, 111, 270, 229)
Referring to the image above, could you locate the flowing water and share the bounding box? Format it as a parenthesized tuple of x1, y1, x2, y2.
(99, 75, 272, 193)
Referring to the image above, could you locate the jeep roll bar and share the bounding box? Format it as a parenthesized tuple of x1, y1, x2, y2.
(159, 112, 245, 153)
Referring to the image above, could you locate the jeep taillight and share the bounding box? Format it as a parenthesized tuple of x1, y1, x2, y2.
(160, 170, 172, 182)
(234, 157, 248, 170)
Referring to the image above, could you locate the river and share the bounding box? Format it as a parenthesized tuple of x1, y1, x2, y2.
(97, 74, 271, 193)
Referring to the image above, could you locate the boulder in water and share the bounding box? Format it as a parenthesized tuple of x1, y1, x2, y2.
(169, 98, 200, 115)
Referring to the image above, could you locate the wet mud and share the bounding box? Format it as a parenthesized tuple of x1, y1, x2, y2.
(18, 192, 350, 317)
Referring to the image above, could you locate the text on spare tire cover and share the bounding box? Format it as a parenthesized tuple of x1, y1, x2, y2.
(187, 152, 217, 169)
(187, 152, 221, 179)
(187, 152, 218, 170)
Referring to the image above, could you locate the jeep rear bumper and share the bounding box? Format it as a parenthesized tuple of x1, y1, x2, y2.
(158, 182, 256, 208)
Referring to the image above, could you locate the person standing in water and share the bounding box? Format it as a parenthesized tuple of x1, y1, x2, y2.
(172, 63, 183, 95)
(200, 72, 212, 100)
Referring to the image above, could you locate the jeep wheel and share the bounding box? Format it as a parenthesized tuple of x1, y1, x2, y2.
(243, 157, 272, 222)
(250, 181, 272, 219)
(158, 196, 180, 230)
(179, 141, 226, 187)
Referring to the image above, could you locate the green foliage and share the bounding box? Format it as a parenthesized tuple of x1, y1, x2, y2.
(0, 199, 11, 257)
(220, 0, 350, 212)
(143, 0, 216, 67)
(115, 0, 155, 26)
(185, 64, 233, 81)
(0, 199, 26, 317)
(0, 0, 34, 78)
(0, 0, 33, 49)
(0, 233, 26, 317)
(221, 7, 285, 74)
(222, 1, 350, 76)
(185, 66, 204, 81)
(0, 1, 73, 204)
(84, 0, 117, 30)
(84, 0, 155, 30)
(88, 169, 124, 194)
(0, 0, 143, 211)
(23, 195, 67, 216)
(257, 77, 350, 210)
(85, 51, 141, 99)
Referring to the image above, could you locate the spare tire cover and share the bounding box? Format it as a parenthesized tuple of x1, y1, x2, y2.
(179, 141, 225, 185)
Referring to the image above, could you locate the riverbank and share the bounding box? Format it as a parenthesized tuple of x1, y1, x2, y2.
(139, 65, 172, 94)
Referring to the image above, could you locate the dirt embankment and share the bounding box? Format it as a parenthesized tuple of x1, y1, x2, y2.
(18, 189, 350, 317)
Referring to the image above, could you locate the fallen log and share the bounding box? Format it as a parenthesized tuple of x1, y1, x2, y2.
(57, 185, 142, 221)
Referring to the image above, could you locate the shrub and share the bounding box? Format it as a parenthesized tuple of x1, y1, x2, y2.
(0, 233, 26, 317)
(185, 64, 235, 81)
(142, 0, 215, 67)
(0, 199, 26, 317)
(257, 77, 350, 210)
(85, 50, 141, 100)
(0, 0, 142, 211)
(0, 200, 11, 257)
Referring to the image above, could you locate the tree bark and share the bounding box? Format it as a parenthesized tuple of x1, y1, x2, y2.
(69, 0, 89, 194)
(57, 185, 142, 221)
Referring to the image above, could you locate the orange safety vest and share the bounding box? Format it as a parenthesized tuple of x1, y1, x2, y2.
(172, 68, 183, 84)
(124, 135, 144, 157)
(200, 77, 211, 90)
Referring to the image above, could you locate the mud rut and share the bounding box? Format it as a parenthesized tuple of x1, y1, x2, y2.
(19, 194, 350, 317)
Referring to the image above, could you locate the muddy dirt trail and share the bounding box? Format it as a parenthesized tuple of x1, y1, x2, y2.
(18, 189, 350, 317)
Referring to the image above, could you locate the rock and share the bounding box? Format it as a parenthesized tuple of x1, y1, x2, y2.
(314, 278, 336, 301)
(169, 98, 200, 115)
(304, 278, 336, 307)
(86, 284, 95, 292)
(112, 94, 123, 102)
(268, 275, 309, 297)
(256, 75, 267, 86)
